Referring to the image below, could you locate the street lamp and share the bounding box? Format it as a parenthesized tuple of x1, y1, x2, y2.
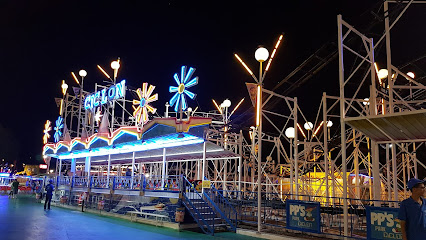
(285, 127, 295, 196)
(73, 70, 87, 137)
(111, 60, 120, 83)
(378, 69, 388, 80)
(255, 46, 269, 233)
(234, 35, 283, 234)
(303, 122, 313, 130)
(60, 80, 68, 115)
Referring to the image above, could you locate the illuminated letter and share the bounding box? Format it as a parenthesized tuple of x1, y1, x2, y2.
(94, 91, 101, 107)
(84, 95, 91, 110)
(108, 87, 116, 101)
(101, 89, 108, 104)
(84, 95, 93, 110)
(115, 80, 126, 99)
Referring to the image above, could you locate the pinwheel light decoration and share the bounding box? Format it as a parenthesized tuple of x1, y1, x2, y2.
(132, 83, 158, 125)
(43, 120, 52, 144)
(169, 66, 198, 112)
(54, 116, 64, 142)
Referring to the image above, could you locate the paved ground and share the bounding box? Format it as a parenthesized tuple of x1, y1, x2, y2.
(0, 195, 263, 240)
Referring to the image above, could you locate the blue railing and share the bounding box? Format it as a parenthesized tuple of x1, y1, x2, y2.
(91, 176, 109, 189)
(145, 175, 180, 191)
(57, 176, 72, 187)
(113, 176, 142, 190)
(182, 176, 215, 235)
(204, 185, 237, 231)
(72, 176, 89, 188)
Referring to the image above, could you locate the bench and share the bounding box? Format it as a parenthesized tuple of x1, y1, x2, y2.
(127, 211, 170, 224)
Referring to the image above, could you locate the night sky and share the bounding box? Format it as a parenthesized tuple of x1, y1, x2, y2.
(0, 1, 425, 167)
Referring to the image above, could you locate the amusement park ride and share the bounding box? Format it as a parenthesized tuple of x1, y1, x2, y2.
(39, 1, 426, 238)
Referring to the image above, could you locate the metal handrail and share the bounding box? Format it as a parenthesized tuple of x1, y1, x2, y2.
(205, 185, 237, 231)
(182, 176, 215, 235)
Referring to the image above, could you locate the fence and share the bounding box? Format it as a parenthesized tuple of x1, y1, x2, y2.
(221, 190, 400, 239)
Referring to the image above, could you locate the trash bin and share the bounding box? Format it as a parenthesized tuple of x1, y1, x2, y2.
(175, 207, 185, 222)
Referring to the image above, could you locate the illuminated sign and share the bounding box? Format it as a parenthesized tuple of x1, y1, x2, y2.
(39, 164, 48, 169)
(84, 80, 126, 111)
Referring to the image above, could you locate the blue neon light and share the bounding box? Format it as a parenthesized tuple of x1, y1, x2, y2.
(56, 133, 205, 159)
(169, 66, 198, 112)
(85, 80, 126, 111)
(54, 116, 64, 142)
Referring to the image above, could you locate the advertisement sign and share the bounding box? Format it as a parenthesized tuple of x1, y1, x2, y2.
(39, 164, 48, 169)
(202, 180, 211, 188)
(286, 200, 321, 233)
(366, 206, 402, 240)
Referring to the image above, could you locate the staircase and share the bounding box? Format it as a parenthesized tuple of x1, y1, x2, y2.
(181, 177, 236, 235)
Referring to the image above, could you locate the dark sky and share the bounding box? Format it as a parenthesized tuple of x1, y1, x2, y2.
(0, 1, 424, 166)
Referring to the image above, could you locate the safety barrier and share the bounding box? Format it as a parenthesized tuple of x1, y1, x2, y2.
(220, 190, 400, 239)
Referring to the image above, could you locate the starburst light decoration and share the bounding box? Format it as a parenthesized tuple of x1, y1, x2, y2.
(94, 109, 103, 126)
(43, 120, 52, 144)
(132, 83, 158, 125)
(54, 116, 64, 143)
(169, 66, 198, 112)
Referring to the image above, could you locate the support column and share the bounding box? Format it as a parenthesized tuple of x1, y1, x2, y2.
(161, 148, 166, 190)
(353, 130, 360, 201)
(202, 141, 206, 180)
(337, 15, 348, 238)
(322, 93, 329, 205)
(131, 151, 135, 189)
(107, 154, 111, 187)
(59, 159, 62, 177)
(294, 98, 299, 197)
(372, 140, 381, 207)
(386, 144, 392, 202)
(71, 158, 76, 174)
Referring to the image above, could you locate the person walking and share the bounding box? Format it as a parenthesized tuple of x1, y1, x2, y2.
(44, 179, 55, 210)
(11, 179, 19, 198)
(398, 178, 426, 240)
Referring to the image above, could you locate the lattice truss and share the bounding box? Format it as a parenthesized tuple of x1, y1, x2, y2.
(334, 1, 426, 205)
(57, 83, 148, 140)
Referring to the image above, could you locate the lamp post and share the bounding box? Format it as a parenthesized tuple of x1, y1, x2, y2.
(75, 70, 87, 137)
(60, 80, 68, 116)
(110, 60, 120, 130)
(285, 127, 295, 197)
(255, 46, 269, 233)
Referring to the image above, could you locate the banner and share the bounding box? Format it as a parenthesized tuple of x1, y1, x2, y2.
(202, 180, 211, 189)
(366, 206, 402, 240)
(286, 200, 321, 233)
(245, 82, 258, 107)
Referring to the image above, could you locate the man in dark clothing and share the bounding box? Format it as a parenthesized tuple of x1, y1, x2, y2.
(11, 179, 19, 198)
(44, 179, 55, 210)
(398, 178, 426, 240)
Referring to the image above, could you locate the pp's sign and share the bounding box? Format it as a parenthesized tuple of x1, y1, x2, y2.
(366, 206, 402, 240)
(286, 200, 321, 233)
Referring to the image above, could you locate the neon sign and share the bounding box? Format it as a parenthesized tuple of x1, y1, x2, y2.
(84, 80, 126, 111)
(39, 164, 48, 169)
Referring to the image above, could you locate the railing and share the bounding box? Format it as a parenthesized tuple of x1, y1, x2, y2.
(220, 190, 400, 239)
(72, 176, 89, 188)
(57, 176, 72, 187)
(182, 176, 215, 235)
(145, 175, 180, 191)
(113, 176, 141, 190)
(91, 176, 110, 189)
(204, 185, 237, 232)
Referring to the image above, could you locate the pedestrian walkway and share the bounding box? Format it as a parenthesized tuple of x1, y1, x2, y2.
(0, 195, 261, 240)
